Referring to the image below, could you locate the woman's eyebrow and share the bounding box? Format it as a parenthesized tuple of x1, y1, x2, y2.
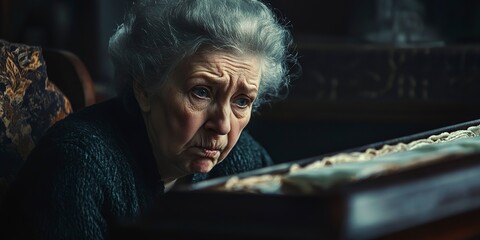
(239, 83, 259, 95)
(189, 75, 258, 94)
(188, 73, 223, 85)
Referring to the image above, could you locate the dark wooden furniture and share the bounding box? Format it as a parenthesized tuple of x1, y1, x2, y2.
(111, 119, 480, 240)
(43, 49, 96, 111)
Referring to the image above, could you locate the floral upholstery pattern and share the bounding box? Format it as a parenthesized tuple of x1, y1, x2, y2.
(0, 39, 72, 178)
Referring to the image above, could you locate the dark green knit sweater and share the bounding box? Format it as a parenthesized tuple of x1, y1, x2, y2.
(1, 90, 272, 239)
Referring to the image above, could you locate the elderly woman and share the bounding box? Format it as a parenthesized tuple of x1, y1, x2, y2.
(1, 0, 295, 239)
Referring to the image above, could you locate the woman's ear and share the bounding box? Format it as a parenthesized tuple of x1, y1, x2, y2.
(133, 80, 151, 112)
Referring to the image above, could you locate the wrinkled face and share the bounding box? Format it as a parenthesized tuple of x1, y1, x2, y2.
(135, 50, 261, 181)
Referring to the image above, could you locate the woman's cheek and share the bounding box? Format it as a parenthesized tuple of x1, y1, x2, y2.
(160, 95, 194, 151)
(172, 105, 197, 138)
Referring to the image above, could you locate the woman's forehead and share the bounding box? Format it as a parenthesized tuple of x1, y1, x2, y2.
(183, 50, 261, 80)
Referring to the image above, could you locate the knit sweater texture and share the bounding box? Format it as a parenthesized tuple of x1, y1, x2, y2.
(0, 90, 272, 239)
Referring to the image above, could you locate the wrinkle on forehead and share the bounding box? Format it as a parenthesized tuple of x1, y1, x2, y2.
(187, 51, 261, 88)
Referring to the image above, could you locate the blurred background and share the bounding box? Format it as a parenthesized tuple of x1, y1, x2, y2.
(2, 0, 480, 163)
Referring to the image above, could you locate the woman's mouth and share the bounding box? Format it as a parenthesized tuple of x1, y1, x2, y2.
(202, 148, 220, 158)
(187, 146, 223, 173)
(190, 146, 222, 159)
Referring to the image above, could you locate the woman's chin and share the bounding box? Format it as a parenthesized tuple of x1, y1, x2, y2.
(188, 158, 215, 173)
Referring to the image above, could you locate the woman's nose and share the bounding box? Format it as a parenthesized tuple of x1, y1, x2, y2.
(205, 104, 231, 135)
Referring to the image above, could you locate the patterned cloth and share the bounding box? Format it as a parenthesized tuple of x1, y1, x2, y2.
(0, 39, 72, 178)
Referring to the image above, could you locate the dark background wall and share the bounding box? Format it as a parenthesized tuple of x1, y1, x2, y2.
(2, 0, 480, 163)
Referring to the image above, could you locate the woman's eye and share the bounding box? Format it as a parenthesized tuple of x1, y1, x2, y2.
(234, 97, 251, 108)
(191, 86, 211, 99)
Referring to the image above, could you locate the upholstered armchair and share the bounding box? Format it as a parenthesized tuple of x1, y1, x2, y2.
(0, 39, 94, 201)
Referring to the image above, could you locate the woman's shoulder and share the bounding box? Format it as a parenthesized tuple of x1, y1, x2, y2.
(231, 131, 271, 162)
(14, 98, 136, 194)
(20, 98, 132, 181)
(44, 98, 123, 147)
(235, 131, 266, 150)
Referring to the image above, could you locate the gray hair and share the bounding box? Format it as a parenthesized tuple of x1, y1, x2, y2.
(109, 0, 297, 109)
